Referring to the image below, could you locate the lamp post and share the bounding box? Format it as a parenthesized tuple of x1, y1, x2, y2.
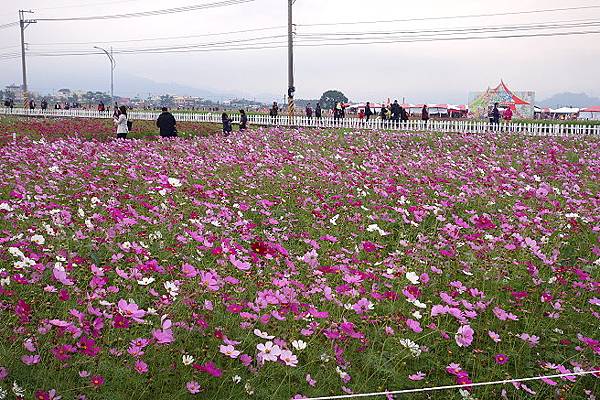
(94, 46, 115, 106)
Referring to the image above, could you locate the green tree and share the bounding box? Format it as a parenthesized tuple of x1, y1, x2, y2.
(319, 90, 348, 109)
(159, 94, 175, 108)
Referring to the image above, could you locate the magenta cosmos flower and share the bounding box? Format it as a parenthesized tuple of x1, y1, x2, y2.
(495, 354, 509, 365)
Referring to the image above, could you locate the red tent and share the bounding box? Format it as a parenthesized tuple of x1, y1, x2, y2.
(582, 106, 600, 112)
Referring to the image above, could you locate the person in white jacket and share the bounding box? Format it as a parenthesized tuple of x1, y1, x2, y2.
(113, 105, 129, 139)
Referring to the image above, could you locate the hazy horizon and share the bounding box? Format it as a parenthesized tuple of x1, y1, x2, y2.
(1, 0, 599, 103)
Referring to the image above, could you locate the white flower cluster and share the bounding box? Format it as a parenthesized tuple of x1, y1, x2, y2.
(399, 338, 422, 357)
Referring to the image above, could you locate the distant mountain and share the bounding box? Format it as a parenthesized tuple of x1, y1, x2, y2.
(115, 74, 278, 103)
(537, 92, 600, 108)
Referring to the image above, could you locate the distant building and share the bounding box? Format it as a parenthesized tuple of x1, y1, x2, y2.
(469, 81, 535, 119)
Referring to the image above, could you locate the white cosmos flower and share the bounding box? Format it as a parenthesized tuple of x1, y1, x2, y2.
(253, 329, 274, 339)
(232, 375, 242, 384)
(405, 272, 420, 285)
(182, 354, 195, 366)
(292, 340, 307, 351)
(329, 214, 340, 225)
(137, 277, 155, 286)
(168, 177, 182, 187)
(31, 234, 45, 245)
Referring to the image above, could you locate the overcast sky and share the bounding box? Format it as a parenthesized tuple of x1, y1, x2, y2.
(1, 0, 599, 103)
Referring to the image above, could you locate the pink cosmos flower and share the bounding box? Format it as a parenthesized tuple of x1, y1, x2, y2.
(186, 381, 201, 394)
(90, 375, 105, 388)
(495, 354, 509, 365)
(219, 344, 240, 359)
(352, 298, 374, 315)
(113, 314, 130, 329)
(0, 367, 7, 380)
(279, 350, 298, 367)
(257, 341, 282, 362)
(51, 344, 76, 362)
(134, 359, 148, 374)
(77, 337, 101, 357)
(406, 319, 423, 333)
(239, 354, 253, 367)
(306, 374, 316, 387)
(455, 325, 474, 347)
(152, 317, 174, 344)
(517, 333, 540, 347)
(493, 307, 518, 321)
(117, 299, 146, 323)
(21, 354, 41, 365)
(488, 331, 501, 343)
(192, 361, 222, 377)
(199, 270, 220, 291)
(408, 371, 426, 381)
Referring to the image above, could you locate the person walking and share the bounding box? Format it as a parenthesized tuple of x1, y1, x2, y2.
(492, 103, 501, 126)
(41, 99, 48, 110)
(98, 101, 105, 112)
(379, 104, 387, 121)
(503, 107, 513, 122)
(401, 106, 409, 123)
(222, 112, 233, 136)
(29, 99, 36, 110)
(269, 102, 279, 121)
(305, 103, 313, 122)
(156, 107, 177, 138)
(114, 105, 129, 139)
(315, 103, 322, 119)
(9, 99, 14, 112)
(239, 109, 248, 131)
(391, 100, 401, 126)
(365, 102, 373, 122)
(421, 104, 429, 124)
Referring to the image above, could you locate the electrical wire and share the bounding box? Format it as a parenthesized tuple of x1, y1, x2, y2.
(298, 5, 600, 27)
(0, 21, 19, 30)
(35, 0, 256, 22)
(28, 25, 287, 47)
(1, 27, 597, 61)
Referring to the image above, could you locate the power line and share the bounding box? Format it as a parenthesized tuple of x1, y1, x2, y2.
(0, 22, 19, 30)
(298, 5, 600, 27)
(35, 0, 256, 22)
(21, 19, 600, 54)
(35, 0, 151, 11)
(28, 25, 287, 47)
(1, 27, 597, 61)
(298, 20, 600, 41)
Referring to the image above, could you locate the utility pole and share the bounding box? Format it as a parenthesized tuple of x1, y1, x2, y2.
(94, 46, 116, 106)
(19, 10, 36, 104)
(287, 0, 295, 117)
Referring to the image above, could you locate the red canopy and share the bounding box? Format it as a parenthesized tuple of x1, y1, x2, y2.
(582, 106, 600, 112)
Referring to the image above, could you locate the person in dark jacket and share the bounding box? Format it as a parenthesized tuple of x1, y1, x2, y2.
(391, 100, 401, 126)
(315, 103, 322, 119)
(401, 106, 409, 122)
(379, 105, 387, 120)
(41, 100, 48, 110)
(421, 105, 429, 124)
(492, 103, 500, 125)
(239, 109, 248, 131)
(365, 102, 373, 122)
(222, 112, 233, 135)
(305, 103, 313, 121)
(156, 107, 177, 138)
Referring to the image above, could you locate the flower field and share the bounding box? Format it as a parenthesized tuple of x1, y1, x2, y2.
(0, 118, 599, 399)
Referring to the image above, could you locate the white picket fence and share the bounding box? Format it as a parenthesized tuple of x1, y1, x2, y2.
(2, 107, 600, 137)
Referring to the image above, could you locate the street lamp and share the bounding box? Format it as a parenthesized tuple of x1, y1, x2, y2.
(93, 46, 116, 107)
